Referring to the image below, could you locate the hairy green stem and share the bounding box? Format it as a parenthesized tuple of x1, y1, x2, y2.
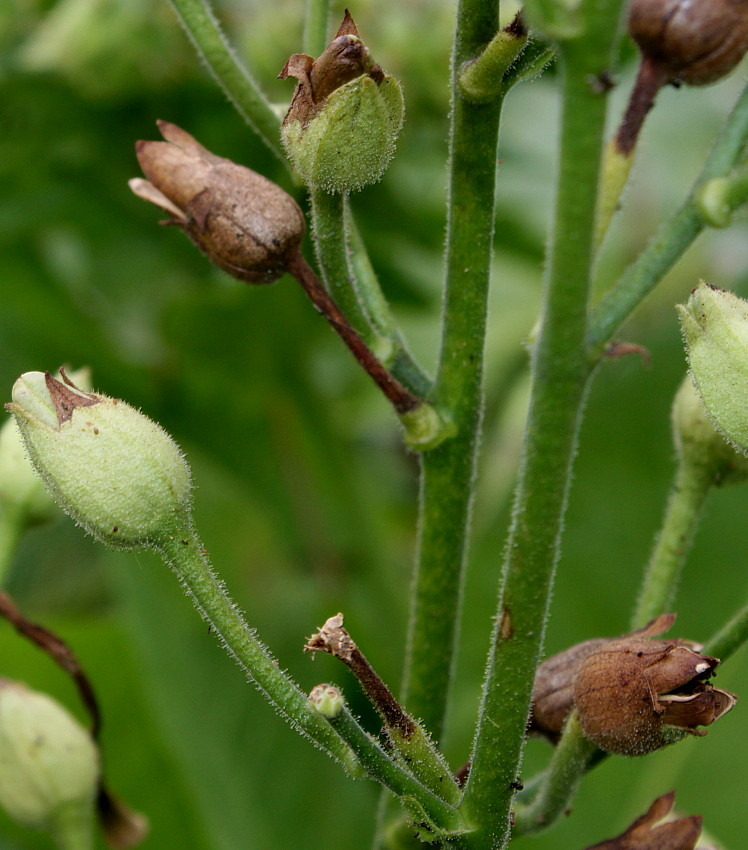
(401, 0, 503, 740)
(328, 705, 466, 834)
(459, 17, 621, 846)
(309, 189, 378, 343)
(631, 461, 712, 629)
(167, 0, 284, 162)
(705, 601, 748, 660)
(303, 0, 330, 56)
(156, 521, 353, 762)
(309, 191, 432, 396)
(513, 713, 597, 835)
(344, 205, 434, 397)
(588, 82, 748, 354)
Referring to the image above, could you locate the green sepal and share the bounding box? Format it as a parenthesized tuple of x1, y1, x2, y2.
(282, 75, 404, 193)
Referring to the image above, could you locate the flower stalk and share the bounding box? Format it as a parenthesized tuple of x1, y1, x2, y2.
(458, 4, 624, 842)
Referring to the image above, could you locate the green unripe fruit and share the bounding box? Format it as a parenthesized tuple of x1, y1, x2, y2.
(671, 373, 748, 484)
(0, 679, 98, 835)
(678, 282, 748, 457)
(279, 11, 404, 193)
(6, 371, 191, 549)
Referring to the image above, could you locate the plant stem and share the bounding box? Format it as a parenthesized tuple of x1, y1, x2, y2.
(51, 802, 95, 850)
(155, 520, 356, 766)
(705, 601, 748, 660)
(307, 614, 461, 805)
(158, 518, 470, 824)
(167, 0, 284, 162)
(303, 0, 330, 56)
(286, 249, 422, 414)
(588, 81, 748, 354)
(631, 461, 712, 629)
(459, 18, 621, 846)
(512, 713, 597, 835)
(309, 189, 378, 344)
(327, 705, 466, 836)
(0, 509, 22, 586)
(401, 0, 503, 741)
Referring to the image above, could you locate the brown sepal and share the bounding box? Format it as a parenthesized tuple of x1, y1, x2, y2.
(45, 372, 99, 425)
(584, 791, 702, 849)
(279, 11, 382, 127)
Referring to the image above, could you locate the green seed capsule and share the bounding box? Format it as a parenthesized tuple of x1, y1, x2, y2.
(279, 11, 404, 193)
(6, 371, 192, 549)
(678, 281, 748, 456)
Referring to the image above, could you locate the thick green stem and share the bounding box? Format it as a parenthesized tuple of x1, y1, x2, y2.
(588, 82, 748, 354)
(513, 713, 597, 835)
(631, 461, 712, 629)
(167, 0, 284, 162)
(303, 0, 330, 56)
(459, 21, 620, 847)
(401, 0, 503, 740)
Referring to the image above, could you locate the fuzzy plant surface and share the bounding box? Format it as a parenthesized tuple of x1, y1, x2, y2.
(2, 0, 748, 849)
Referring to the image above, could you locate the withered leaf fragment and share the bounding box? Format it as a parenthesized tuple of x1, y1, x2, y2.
(130, 121, 305, 283)
(584, 791, 701, 850)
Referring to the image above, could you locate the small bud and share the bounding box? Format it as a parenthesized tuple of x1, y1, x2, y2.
(6, 371, 192, 549)
(573, 616, 736, 756)
(672, 374, 748, 484)
(130, 121, 305, 283)
(584, 791, 701, 850)
(678, 281, 748, 456)
(279, 11, 404, 193)
(628, 0, 748, 85)
(308, 684, 344, 718)
(0, 679, 98, 836)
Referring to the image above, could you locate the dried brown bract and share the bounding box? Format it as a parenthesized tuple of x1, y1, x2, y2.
(130, 121, 304, 283)
(584, 791, 701, 850)
(628, 0, 748, 86)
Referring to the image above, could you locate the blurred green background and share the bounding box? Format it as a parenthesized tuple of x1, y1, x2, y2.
(2, 1, 748, 847)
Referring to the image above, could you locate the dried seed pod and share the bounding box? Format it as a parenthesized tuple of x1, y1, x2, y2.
(531, 614, 681, 741)
(574, 627, 736, 756)
(130, 121, 305, 283)
(628, 0, 748, 86)
(584, 791, 701, 850)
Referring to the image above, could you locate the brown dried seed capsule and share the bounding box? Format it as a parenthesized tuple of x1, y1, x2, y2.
(574, 630, 736, 756)
(129, 122, 305, 283)
(628, 0, 748, 86)
(530, 613, 681, 741)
